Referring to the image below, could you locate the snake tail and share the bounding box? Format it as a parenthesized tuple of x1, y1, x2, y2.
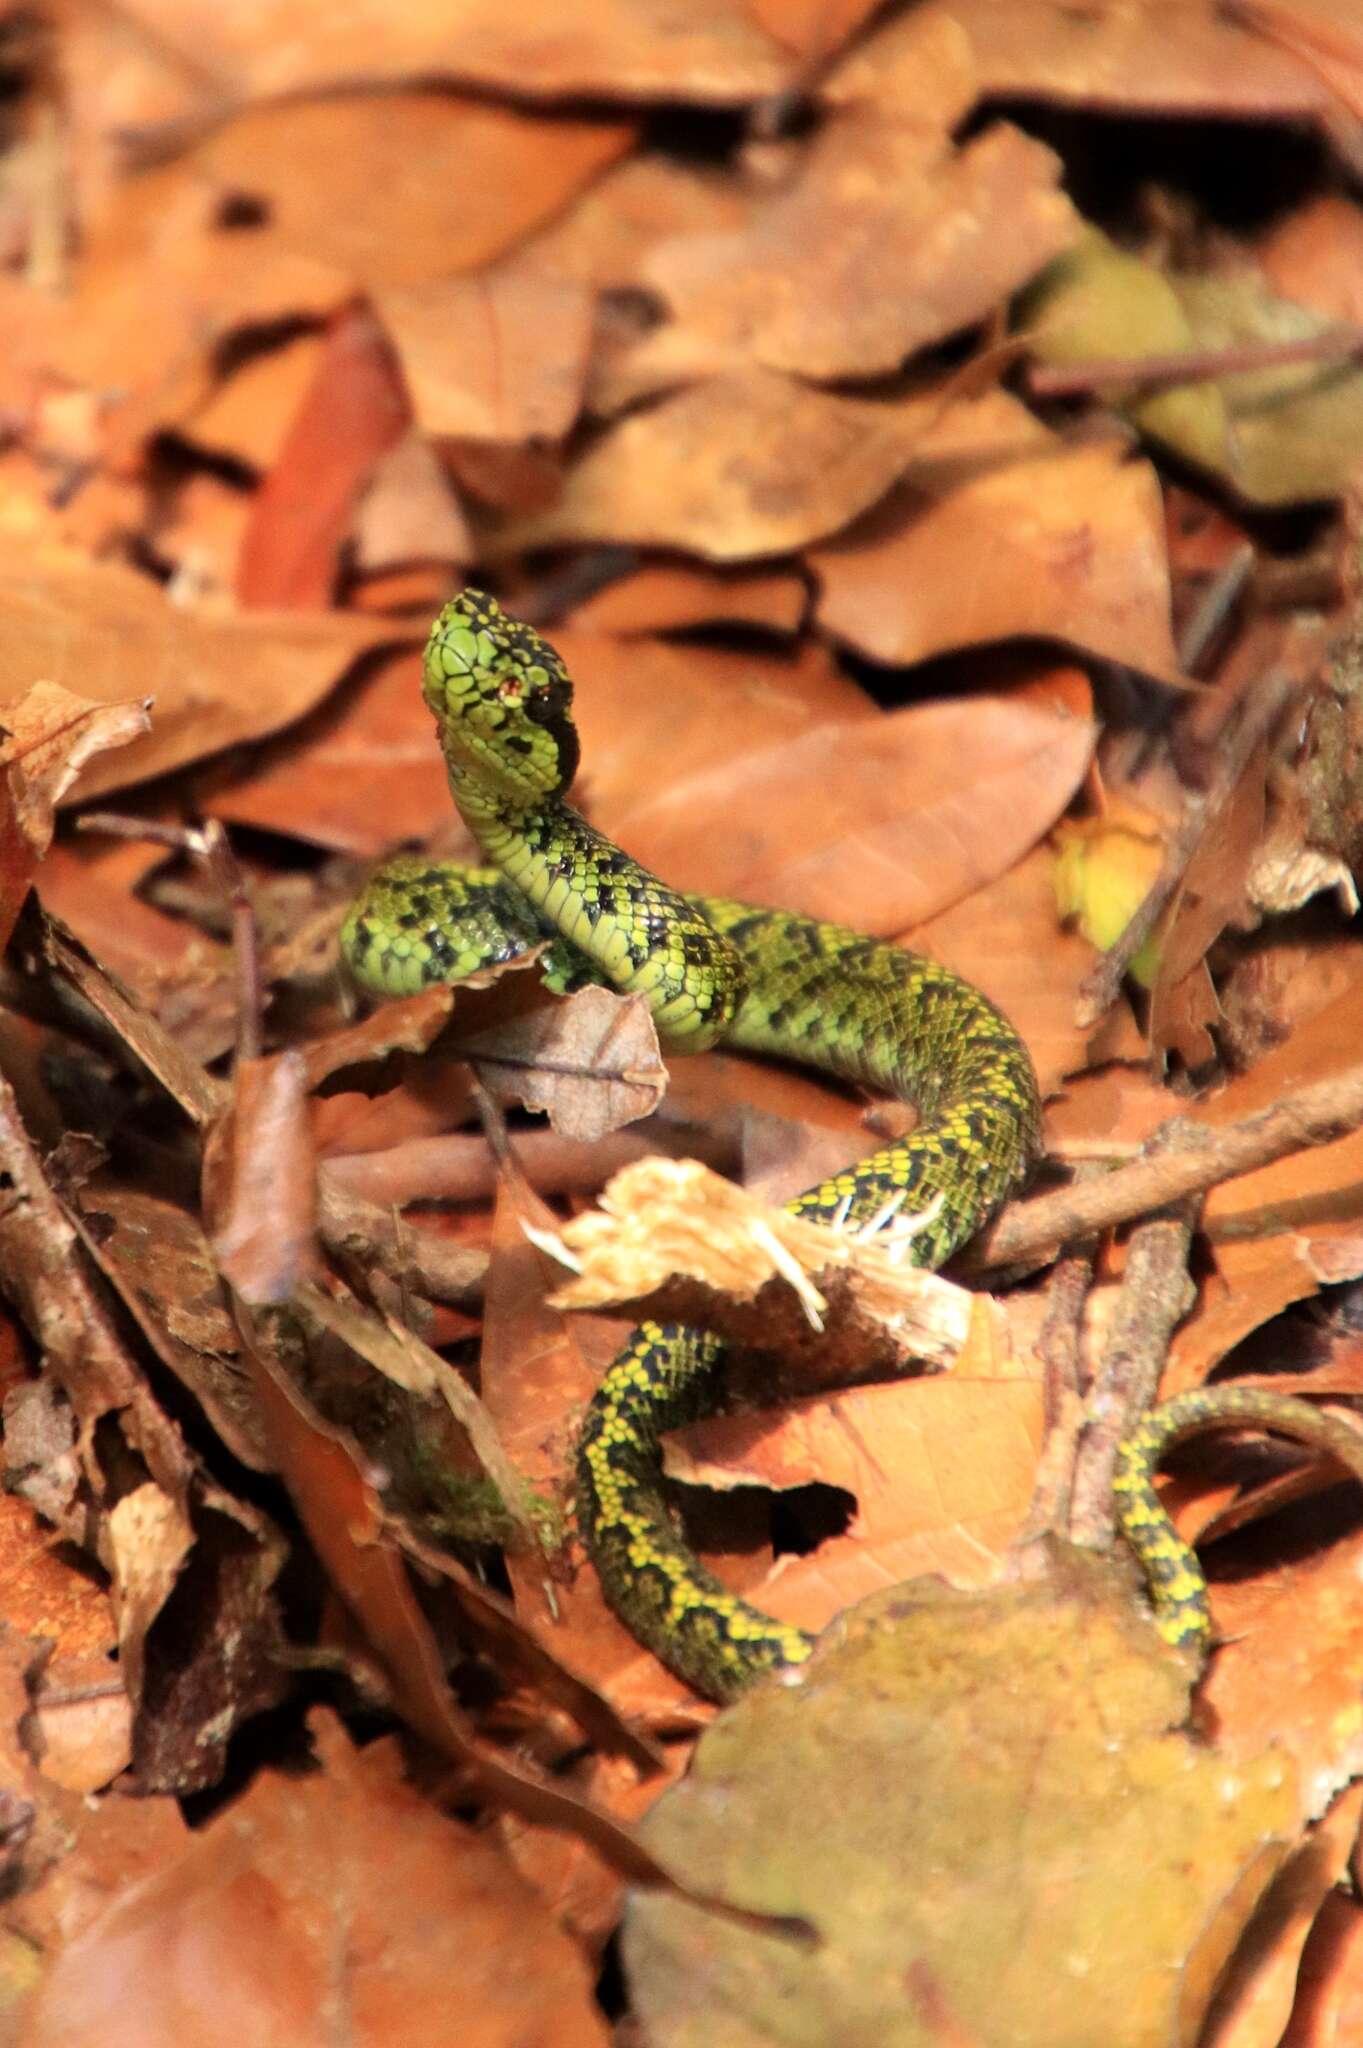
(1114, 1386, 1363, 1648)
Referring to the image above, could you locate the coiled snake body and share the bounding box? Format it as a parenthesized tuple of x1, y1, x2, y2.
(343, 592, 1356, 1698)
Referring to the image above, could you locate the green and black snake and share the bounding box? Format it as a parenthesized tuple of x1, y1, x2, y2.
(343, 590, 1363, 1698)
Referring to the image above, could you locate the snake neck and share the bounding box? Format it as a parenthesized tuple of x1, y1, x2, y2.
(446, 778, 746, 1050)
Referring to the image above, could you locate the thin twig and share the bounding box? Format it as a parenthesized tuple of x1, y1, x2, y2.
(966, 1063, 1363, 1273)
(1016, 1242, 1095, 1545)
(1026, 324, 1363, 400)
(1177, 542, 1255, 675)
(1068, 1187, 1199, 1549)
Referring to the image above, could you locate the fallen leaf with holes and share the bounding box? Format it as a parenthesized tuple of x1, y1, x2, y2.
(667, 1296, 1044, 1639)
(195, 95, 635, 293)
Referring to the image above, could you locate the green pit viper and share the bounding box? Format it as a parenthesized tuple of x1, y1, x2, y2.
(342, 590, 1363, 1701)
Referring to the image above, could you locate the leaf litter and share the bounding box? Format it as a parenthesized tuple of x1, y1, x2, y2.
(6, 5, 1363, 2042)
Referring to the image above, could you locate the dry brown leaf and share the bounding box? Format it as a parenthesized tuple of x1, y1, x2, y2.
(1045, 1062, 1183, 1160)
(1202, 1783, 1363, 2048)
(1283, 1889, 1363, 2042)
(197, 94, 635, 290)
(0, 684, 149, 953)
(479, 1167, 702, 1721)
(522, 151, 751, 295)
(378, 263, 594, 442)
(235, 308, 410, 610)
(1, 686, 149, 850)
(185, 332, 327, 474)
(352, 429, 473, 574)
(562, 564, 807, 636)
(108, 0, 802, 106)
(1148, 740, 1269, 1068)
(613, 690, 1095, 925)
(0, 543, 391, 802)
(1233, 0, 1363, 123)
(19, 1715, 609, 2048)
(28, 1652, 132, 1797)
(812, 403, 1181, 680)
(936, 0, 1336, 121)
(1203, 1522, 1363, 1830)
(0, 165, 346, 451)
(908, 841, 1144, 1099)
(206, 1052, 317, 1307)
(1164, 975, 1363, 1388)
(301, 988, 458, 1094)
(457, 986, 668, 1144)
(153, 477, 253, 603)
(105, 1485, 193, 1702)
(244, 1335, 673, 1880)
(634, 118, 1078, 383)
(822, 0, 977, 115)
(57, 4, 222, 224)
(749, 0, 883, 61)
(66, 1185, 267, 1475)
(507, 370, 1026, 560)
(0, 1491, 116, 1661)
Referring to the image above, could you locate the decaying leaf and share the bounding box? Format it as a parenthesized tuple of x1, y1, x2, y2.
(626, 1550, 1297, 2048)
(550, 1155, 977, 1383)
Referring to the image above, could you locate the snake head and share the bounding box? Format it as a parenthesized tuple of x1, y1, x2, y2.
(423, 589, 580, 803)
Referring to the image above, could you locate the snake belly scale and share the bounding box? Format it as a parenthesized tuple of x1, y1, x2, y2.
(342, 590, 1326, 1699)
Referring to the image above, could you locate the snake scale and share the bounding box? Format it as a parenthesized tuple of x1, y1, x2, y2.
(342, 590, 1363, 1699)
